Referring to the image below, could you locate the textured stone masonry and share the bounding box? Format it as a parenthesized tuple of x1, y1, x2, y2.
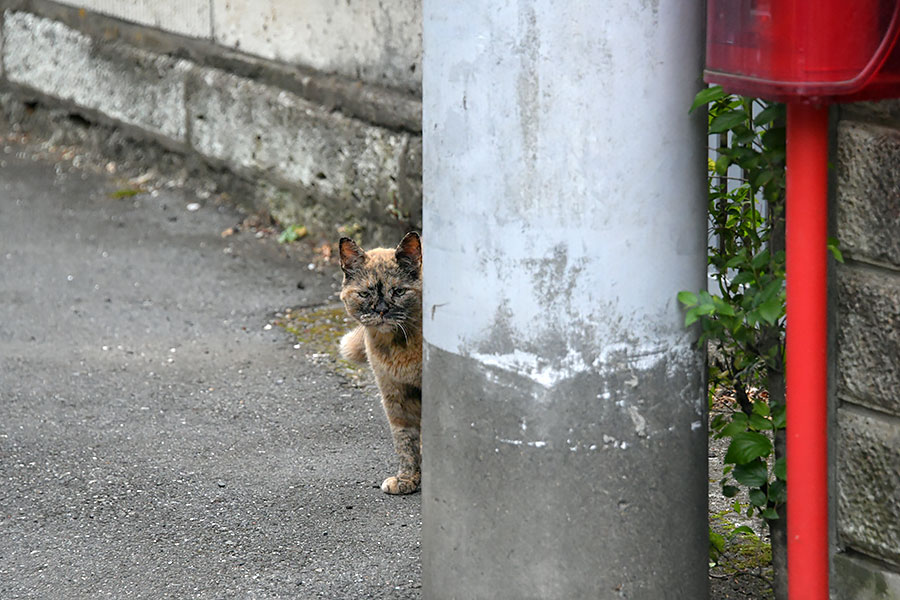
(833, 553, 900, 600)
(837, 407, 900, 567)
(834, 265, 900, 417)
(835, 120, 900, 269)
(833, 102, 900, 598)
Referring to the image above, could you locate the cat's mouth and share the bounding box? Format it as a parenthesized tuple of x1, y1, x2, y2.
(362, 313, 395, 328)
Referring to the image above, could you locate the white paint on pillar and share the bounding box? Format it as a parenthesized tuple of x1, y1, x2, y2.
(423, 0, 707, 386)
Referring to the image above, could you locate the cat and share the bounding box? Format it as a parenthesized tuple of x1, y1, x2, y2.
(338, 232, 423, 495)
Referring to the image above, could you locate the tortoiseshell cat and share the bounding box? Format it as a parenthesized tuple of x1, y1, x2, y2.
(338, 232, 422, 495)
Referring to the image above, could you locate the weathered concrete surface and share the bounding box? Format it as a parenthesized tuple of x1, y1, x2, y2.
(0, 144, 421, 598)
(837, 407, 900, 567)
(833, 552, 900, 600)
(423, 345, 708, 599)
(421, 0, 708, 597)
(834, 266, 900, 416)
(835, 121, 900, 268)
(52, 0, 423, 94)
(212, 0, 422, 93)
(3, 11, 190, 142)
(187, 67, 411, 229)
(54, 0, 212, 39)
(51, 0, 422, 92)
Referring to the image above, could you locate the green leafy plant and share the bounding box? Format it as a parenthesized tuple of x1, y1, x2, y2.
(680, 87, 789, 596)
(680, 87, 788, 518)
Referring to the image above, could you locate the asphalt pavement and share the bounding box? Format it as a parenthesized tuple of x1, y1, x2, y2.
(0, 142, 421, 599)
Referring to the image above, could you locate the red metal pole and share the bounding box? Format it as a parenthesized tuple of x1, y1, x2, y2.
(785, 101, 830, 599)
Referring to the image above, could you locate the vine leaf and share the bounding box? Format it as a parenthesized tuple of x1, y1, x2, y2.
(724, 431, 772, 464)
(749, 488, 767, 507)
(690, 85, 725, 113)
(774, 457, 787, 481)
(733, 459, 768, 487)
(827, 236, 845, 263)
(762, 507, 780, 520)
(757, 295, 783, 325)
(677, 291, 698, 307)
(710, 110, 749, 134)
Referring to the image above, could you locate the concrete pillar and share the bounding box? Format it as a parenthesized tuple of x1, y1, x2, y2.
(422, 1, 708, 598)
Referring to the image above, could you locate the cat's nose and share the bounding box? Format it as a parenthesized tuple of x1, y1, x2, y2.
(374, 299, 390, 314)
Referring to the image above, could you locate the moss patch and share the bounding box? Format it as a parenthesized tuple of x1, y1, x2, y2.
(710, 508, 774, 597)
(274, 304, 368, 381)
(110, 186, 143, 198)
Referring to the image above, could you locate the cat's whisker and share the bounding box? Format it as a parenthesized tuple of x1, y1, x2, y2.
(397, 322, 410, 345)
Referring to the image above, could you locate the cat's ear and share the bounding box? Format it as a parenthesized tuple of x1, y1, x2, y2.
(339, 237, 367, 277)
(395, 231, 422, 276)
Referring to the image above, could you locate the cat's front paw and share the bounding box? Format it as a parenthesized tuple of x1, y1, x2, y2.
(381, 475, 419, 495)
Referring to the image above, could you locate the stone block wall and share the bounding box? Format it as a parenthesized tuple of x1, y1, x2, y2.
(0, 0, 422, 244)
(831, 102, 900, 599)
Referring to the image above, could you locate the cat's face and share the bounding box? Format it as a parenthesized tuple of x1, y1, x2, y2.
(339, 232, 422, 333)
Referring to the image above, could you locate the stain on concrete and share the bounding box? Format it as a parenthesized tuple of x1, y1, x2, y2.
(523, 242, 587, 313)
(422, 343, 708, 598)
(515, 1, 540, 213)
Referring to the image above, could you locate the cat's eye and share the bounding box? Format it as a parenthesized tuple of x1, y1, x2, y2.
(392, 288, 407, 298)
(357, 290, 372, 298)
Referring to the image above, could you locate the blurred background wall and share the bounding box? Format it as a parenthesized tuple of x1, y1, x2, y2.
(0, 0, 422, 244)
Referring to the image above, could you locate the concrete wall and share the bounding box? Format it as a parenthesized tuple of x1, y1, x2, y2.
(54, 0, 212, 39)
(0, 0, 422, 244)
(831, 101, 900, 599)
(54, 0, 422, 93)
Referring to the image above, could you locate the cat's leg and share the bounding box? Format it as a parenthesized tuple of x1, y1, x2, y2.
(379, 384, 421, 495)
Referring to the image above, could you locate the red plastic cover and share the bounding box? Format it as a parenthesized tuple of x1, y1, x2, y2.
(705, 0, 900, 101)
